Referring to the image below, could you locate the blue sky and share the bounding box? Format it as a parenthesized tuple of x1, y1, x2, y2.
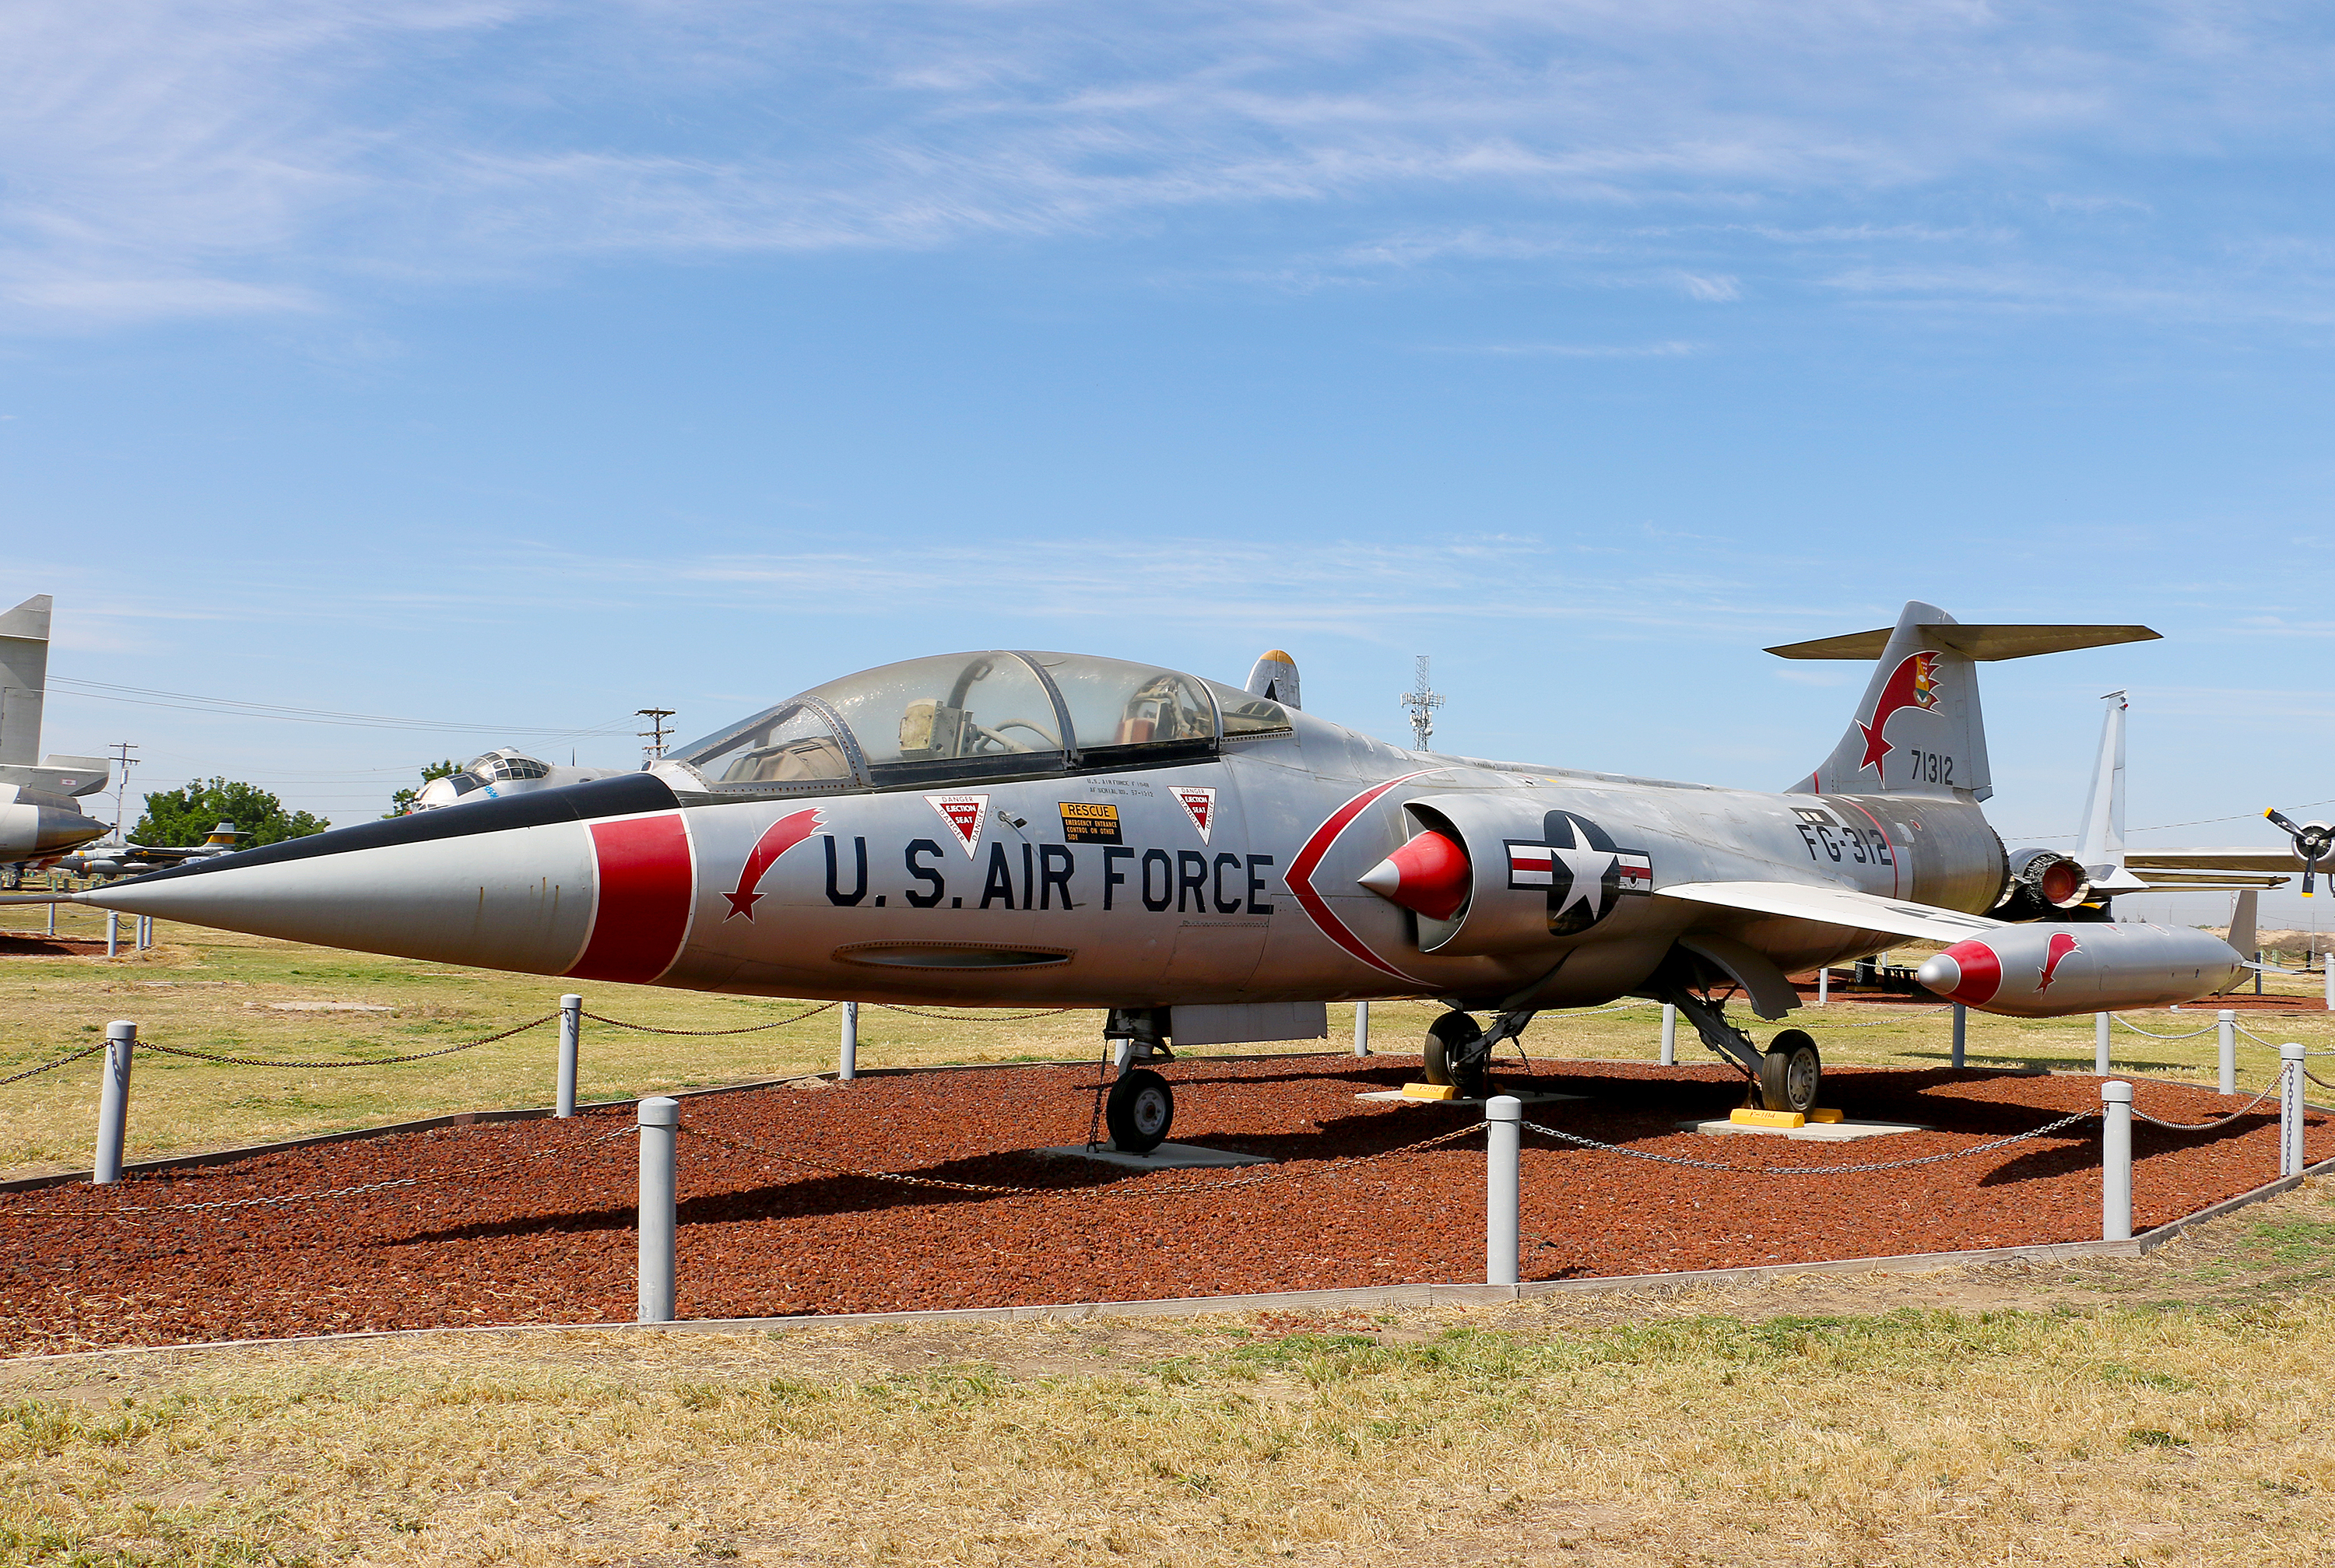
(5, 1, 2332, 924)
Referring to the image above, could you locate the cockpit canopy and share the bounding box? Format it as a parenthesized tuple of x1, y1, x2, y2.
(413, 749, 554, 809)
(670, 651, 1290, 794)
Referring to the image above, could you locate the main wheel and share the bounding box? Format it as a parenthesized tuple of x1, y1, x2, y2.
(1759, 1030, 1821, 1114)
(1424, 1011, 1490, 1100)
(1105, 1068, 1175, 1153)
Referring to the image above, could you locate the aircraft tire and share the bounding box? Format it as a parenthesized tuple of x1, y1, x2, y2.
(1759, 1030, 1821, 1114)
(1424, 1012, 1490, 1100)
(1106, 1068, 1175, 1154)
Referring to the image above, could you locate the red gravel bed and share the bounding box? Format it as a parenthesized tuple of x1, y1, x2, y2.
(3, 1057, 2326, 1356)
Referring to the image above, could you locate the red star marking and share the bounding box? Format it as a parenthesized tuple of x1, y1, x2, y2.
(1856, 719, 1892, 773)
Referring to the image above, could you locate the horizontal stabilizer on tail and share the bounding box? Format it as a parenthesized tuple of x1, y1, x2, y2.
(1767, 624, 2161, 662)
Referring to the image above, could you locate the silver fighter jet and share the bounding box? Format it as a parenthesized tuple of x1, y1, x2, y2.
(15, 602, 2252, 1151)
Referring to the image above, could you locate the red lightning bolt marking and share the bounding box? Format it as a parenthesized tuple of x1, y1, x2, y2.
(722, 809, 823, 921)
(1856, 651, 1942, 776)
(2036, 930, 2081, 993)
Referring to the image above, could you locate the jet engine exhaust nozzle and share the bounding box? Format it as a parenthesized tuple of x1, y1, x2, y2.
(1357, 830, 1472, 921)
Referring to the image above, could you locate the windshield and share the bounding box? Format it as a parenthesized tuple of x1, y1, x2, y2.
(686, 703, 855, 786)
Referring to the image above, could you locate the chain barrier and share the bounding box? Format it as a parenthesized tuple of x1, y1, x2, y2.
(1519, 1114, 2094, 1177)
(581, 1002, 838, 1037)
(0, 1040, 109, 1086)
(2112, 1015, 2219, 1040)
(873, 1005, 1077, 1023)
(2234, 1024, 2335, 1054)
(2130, 1075, 2284, 1131)
(0, 1124, 636, 1222)
(2305, 1068, 2335, 1094)
(135, 1013, 558, 1069)
(683, 1117, 1486, 1200)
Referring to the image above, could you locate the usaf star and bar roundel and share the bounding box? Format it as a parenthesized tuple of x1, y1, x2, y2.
(1505, 811, 1653, 936)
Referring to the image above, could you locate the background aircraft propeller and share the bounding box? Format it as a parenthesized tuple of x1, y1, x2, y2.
(2265, 807, 2335, 896)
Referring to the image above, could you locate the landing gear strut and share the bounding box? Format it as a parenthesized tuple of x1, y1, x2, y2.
(1655, 986, 1824, 1114)
(1100, 1007, 1177, 1152)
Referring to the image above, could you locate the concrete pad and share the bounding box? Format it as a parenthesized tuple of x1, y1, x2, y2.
(1037, 1142, 1275, 1170)
(1680, 1117, 1929, 1142)
(1357, 1089, 1586, 1105)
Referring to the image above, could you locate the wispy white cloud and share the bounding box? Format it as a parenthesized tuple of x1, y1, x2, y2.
(6, 1, 2335, 328)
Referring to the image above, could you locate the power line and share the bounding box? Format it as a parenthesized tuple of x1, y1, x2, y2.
(44, 676, 635, 738)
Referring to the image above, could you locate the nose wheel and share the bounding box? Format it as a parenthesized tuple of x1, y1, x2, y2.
(1758, 1030, 1822, 1114)
(1422, 1011, 1492, 1100)
(1106, 1068, 1175, 1153)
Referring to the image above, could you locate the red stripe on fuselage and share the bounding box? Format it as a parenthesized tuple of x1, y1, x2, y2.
(568, 813, 694, 984)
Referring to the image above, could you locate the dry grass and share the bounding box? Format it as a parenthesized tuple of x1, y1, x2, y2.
(5, 909, 2332, 1178)
(12, 1178, 2335, 1566)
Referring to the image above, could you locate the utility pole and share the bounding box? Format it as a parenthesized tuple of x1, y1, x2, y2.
(1399, 656, 1443, 752)
(107, 742, 139, 840)
(636, 709, 676, 763)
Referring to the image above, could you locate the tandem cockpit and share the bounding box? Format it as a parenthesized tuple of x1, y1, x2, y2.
(655, 651, 1294, 797)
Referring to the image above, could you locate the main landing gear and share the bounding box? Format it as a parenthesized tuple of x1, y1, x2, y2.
(1101, 1007, 1178, 1153)
(1659, 987, 1824, 1114)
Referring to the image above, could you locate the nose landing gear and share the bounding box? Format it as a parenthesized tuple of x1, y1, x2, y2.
(1105, 1069, 1175, 1153)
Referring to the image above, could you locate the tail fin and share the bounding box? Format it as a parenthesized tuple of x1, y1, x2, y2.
(2074, 691, 2150, 893)
(1768, 604, 2160, 802)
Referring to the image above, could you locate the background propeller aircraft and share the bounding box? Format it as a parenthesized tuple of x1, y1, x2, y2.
(8, 602, 2258, 1152)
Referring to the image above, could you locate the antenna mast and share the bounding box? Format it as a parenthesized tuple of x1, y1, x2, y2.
(636, 709, 676, 763)
(1399, 656, 1444, 752)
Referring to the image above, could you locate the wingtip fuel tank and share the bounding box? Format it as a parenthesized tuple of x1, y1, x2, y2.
(1917, 924, 2245, 1017)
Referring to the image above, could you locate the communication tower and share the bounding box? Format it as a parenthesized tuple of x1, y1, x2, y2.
(1399, 656, 1443, 752)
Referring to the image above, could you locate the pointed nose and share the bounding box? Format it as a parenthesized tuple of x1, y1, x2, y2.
(34, 805, 110, 854)
(79, 775, 690, 980)
(1918, 939, 2002, 1005)
(1357, 830, 1472, 921)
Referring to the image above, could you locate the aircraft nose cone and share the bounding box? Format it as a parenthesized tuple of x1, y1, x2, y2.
(1356, 830, 1472, 921)
(34, 807, 109, 854)
(1915, 952, 1961, 994)
(75, 774, 685, 979)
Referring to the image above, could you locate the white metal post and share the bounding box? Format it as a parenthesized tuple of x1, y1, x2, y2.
(2324, 952, 2333, 1012)
(2095, 1012, 2112, 1075)
(1353, 1001, 1371, 1057)
(2100, 1080, 2133, 1242)
(2280, 1044, 2306, 1178)
(557, 994, 582, 1118)
(2217, 1009, 2237, 1097)
(1951, 1004, 1967, 1069)
(45, 883, 56, 936)
(1817, 966, 1828, 1005)
(136, 914, 151, 950)
(105, 910, 118, 959)
(637, 1096, 679, 1324)
(94, 1020, 135, 1184)
(1485, 1094, 1521, 1287)
(839, 1001, 859, 1080)
(1659, 1002, 1677, 1066)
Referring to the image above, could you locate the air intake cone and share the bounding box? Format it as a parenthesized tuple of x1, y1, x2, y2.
(1357, 830, 1472, 921)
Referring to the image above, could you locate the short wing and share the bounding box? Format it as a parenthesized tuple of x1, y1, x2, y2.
(1655, 881, 2009, 944)
(2125, 847, 2305, 874)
